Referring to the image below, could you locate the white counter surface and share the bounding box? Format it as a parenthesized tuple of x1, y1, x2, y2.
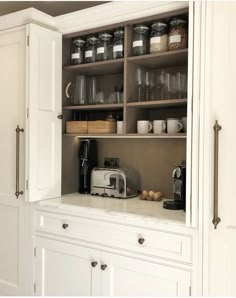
(37, 193, 186, 227)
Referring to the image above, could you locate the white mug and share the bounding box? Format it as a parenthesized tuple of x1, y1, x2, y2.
(182, 117, 187, 132)
(137, 121, 152, 134)
(153, 120, 166, 134)
(167, 118, 183, 134)
(117, 121, 124, 134)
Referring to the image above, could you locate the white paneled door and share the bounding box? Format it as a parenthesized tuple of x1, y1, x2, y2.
(203, 2, 236, 295)
(26, 24, 62, 202)
(0, 26, 30, 296)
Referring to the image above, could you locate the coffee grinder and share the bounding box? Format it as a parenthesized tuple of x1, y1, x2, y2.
(163, 160, 186, 210)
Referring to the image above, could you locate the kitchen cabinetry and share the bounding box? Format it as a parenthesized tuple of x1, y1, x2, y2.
(0, 24, 61, 295)
(34, 208, 192, 296)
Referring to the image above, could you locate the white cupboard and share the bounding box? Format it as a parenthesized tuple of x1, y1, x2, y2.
(0, 24, 62, 295)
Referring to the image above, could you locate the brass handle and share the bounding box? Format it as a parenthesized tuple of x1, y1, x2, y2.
(213, 120, 222, 229)
(15, 125, 24, 199)
(101, 264, 107, 270)
(91, 261, 98, 267)
(138, 237, 145, 245)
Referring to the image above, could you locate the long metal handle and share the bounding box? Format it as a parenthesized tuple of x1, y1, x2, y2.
(212, 120, 222, 229)
(15, 125, 24, 199)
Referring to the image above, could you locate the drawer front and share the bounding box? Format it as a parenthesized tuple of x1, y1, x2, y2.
(35, 211, 192, 264)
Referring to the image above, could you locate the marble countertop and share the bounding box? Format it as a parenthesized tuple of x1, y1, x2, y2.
(37, 193, 186, 226)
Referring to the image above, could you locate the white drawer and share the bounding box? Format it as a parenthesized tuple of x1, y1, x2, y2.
(35, 211, 192, 264)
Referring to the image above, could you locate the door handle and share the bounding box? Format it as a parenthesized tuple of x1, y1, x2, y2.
(15, 125, 24, 199)
(212, 120, 222, 229)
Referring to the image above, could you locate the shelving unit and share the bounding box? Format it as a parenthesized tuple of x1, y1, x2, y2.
(63, 133, 186, 138)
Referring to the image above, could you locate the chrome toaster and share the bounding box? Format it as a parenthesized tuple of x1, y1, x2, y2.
(90, 167, 139, 198)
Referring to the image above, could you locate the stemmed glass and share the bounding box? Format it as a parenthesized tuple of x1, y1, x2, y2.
(155, 69, 166, 100)
(135, 67, 145, 102)
(145, 70, 155, 101)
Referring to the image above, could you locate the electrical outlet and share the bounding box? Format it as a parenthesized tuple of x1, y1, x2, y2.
(104, 157, 120, 168)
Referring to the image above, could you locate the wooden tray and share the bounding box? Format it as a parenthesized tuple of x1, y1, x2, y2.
(88, 121, 116, 134)
(66, 121, 88, 134)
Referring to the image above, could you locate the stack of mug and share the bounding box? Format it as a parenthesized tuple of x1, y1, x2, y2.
(137, 117, 187, 134)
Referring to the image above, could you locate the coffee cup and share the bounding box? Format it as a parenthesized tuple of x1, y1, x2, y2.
(167, 118, 183, 134)
(137, 120, 152, 134)
(182, 117, 187, 132)
(117, 121, 124, 134)
(153, 120, 166, 134)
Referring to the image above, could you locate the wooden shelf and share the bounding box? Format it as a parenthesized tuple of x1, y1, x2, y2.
(127, 49, 188, 68)
(127, 99, 187, 109)
(63, 103, 123, 111)
(63, 133, 186, 139)
(64, 58, 124, 75)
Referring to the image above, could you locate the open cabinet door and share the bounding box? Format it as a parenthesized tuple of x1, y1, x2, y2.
(25, 24, 62, 202)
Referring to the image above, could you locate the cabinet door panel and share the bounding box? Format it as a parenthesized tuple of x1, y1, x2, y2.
(26, 24, 62, 202)
(101, 252, 191, 296)
(35, 237, 101, 296)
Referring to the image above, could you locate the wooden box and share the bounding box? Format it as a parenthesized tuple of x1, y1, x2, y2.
(88, 121, 116, 134)
(66, 121, 88, 134)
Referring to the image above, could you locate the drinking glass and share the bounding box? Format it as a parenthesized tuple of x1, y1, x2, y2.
(163, 72, 176, 100)
(135, 67, 145, 102)
(175, 72, 187, 99)
(155, 69, 166, 100)
(145, 70, 155, 101)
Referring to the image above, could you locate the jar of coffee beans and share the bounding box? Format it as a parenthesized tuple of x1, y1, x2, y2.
(168, 18, 187, 51)
(150, 21, 168, 54)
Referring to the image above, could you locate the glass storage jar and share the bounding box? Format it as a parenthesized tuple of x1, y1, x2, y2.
(85, 36, 98, 63)
(96, 32, 113, 61)
(132, 24, 149, 56)
(168, 18, 187, 51)
(113, 28, 124, 59)
(150, 21, 168, 53)
(71, 38, 85, 65)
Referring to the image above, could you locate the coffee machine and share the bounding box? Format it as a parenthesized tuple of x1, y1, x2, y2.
(78, 139, 97, 194)
(163, 161, 186, 210)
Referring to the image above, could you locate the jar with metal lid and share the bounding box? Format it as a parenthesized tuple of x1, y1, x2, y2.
(71, 38, 85, 65)
(113, 28, 124, 59)
(168, 18, 187, 51)
(132, 24, 149, 56)
(150, 21, 168, 53)
(85, 36, 98, 63)
(96, 32, 113, 61)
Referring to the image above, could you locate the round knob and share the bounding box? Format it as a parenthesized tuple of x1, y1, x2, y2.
(91, 261, 98, 267)
(62, 223, 69, 229)
(101, 264, 107, 270)
(57, 114, 63, 119)
(138, 237, 145, 245)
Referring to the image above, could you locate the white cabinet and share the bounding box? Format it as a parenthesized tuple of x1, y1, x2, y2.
(101, 252, 191, 296)
(202, 2, 236, 296)
(35, 237, 101, 296)
(0, 24, 62, 295)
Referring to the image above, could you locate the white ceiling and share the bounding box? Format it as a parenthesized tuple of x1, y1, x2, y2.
(0, 1, 109, 16)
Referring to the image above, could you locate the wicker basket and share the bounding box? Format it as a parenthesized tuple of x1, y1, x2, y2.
(66, 121, 88, 134)
(88, 121, 116, 134)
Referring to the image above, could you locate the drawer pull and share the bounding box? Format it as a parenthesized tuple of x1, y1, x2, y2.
(62, 223, 69, 229)
(101, 264, 107, 270)
(91, 261, 98, 267)
(138, 237, 145, 245)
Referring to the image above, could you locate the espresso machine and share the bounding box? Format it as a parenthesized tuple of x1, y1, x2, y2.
(78, 139, 97, 194)
(163, 161, 186, 210)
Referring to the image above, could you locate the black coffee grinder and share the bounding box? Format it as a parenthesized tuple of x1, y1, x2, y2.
(163, 161, 186, 210)
(79, 139, 97, 194)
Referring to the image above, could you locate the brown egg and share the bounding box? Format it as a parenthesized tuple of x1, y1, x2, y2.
(153, 192, 163, 201)
(149, 190, 154, 198)
(142, 190, 148, 198)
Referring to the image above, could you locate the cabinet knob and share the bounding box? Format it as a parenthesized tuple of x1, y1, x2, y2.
(91, 261, 98, 267)
(57, 114, 63, 119)
(101, 264, 107, 271)
(138, 237, 145, 245)
(62, 223, 69, 229)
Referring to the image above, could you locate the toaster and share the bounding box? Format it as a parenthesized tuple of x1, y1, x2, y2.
(90, 167, 139, 198)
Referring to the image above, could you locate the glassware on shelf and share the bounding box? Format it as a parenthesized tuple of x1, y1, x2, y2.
(113, 28, 124, 59)
(74, 75, 87, 105)
(145, 71, 155, 101)
(168, 18, 188, 51)
(132, 24, 149, 56)
(175, 72, 187, 99)
(71, 38, 85, 65)
(155, 69, 166, 100)
(85, 36, 98, 63)
(95, 91, 105, 104)
(88, 77, 97, 104)
(150, 21, 168, 54)
(135, 67, 145, 102)
(97, 32, 113, 61)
